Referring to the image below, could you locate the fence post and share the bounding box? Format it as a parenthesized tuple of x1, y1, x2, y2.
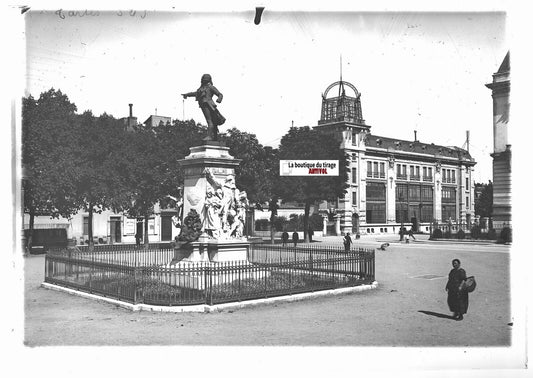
(204, 266, 213, 306)
(133, 267, 137, 304)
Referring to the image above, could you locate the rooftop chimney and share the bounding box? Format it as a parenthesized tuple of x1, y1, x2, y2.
(414, 130, 418, 142)
(129, 103, 133, 118)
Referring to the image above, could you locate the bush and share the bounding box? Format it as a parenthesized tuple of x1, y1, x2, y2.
(470, 225, 481, 239)
(255, 219, 270, 231)
(272, 216, 287, 231)
(457, 229, 465, 239)
(488, 228, 497, 240)
(308, 213, 323, 231)
(500, 227, 512, 243)
(444, 230, 452, 239)
(432, 228, 443, 239)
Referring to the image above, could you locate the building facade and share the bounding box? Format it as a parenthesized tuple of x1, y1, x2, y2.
(23, 201, 182, 246)
(314, 80, 476, 235)
(485, 52, 511, 232)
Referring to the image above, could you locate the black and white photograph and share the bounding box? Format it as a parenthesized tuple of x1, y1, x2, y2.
(4, 1, 530, 377)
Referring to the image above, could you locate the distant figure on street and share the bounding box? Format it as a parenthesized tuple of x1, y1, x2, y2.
(399, 227, 404, 241)
(135, 233, 141, 247)
(343, 232, 353, 252)
(292, 232, 299, 247)
(408, 227, 416, 240)
(281, 231, 289, 246)
(308, 227, 314, 242)
(445, 258, 469, 321)
(379, 242, 390, 251)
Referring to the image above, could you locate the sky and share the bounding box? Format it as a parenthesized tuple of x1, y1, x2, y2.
(23, 9, 507, 183)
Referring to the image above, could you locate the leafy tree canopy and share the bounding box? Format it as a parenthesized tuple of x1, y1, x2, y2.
(475, 181, 493, 218)
(220, 128, 276, 204)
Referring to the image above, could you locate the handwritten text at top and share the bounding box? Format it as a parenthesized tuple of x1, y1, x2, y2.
(54, 9, 147, 20)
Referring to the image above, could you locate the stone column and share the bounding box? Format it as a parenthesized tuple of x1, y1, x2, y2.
(386, 159, 396, 223)
(322, 215, 328, 235)
(434, 166, 442, 222)
(335, 214, 341, 236)
(359, 156, 367, 226)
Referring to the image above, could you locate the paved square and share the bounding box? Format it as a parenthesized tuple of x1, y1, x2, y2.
(24, 236, 512, 348)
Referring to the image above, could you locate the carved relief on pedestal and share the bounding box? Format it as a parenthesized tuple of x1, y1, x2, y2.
(201, 168, 249, 241)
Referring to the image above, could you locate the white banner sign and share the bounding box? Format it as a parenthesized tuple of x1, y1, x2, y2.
(280, 160, 339, 176)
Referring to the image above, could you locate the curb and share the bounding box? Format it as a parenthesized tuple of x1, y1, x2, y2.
(41, 281, 379, 313)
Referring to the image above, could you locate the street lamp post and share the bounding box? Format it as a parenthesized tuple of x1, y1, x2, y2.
(398, 193, 405, 241)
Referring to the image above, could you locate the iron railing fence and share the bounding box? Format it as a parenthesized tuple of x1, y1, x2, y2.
(429, 222, 478, 236)
(76, 243, 174, 252)
(249, 244, 374, 277)
(48, 247, 175, 267)
(44, 244, 375, 307)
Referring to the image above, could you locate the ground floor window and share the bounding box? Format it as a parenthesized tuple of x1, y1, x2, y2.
(441, 204, 457, 221)
(366, 202, 386, 223)
(420, 205, 433, 222)
(395, 203, 409, 223)
(396, 183, 433, 223)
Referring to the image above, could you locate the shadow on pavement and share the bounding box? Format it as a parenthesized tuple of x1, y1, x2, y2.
(418, 310, 456, 320)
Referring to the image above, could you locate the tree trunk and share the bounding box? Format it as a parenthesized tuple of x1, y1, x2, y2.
(88, 203, 94, 251)
(26, 207, 35, 254)
(303, 201, 311, 243)
(144, 214, 150, 249)
(269, 198, 277, 244)
(269, 212, 275, 244)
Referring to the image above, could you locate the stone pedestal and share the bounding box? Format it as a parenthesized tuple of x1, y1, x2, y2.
(174, 239, 250, 263)
(178, 142, 242, 220)
(177, 142, 251, 263)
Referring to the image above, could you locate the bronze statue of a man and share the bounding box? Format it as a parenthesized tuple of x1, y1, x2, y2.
(182, 74, 226, 141)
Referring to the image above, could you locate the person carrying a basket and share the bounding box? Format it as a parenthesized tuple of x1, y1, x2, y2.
(445, 258, 469, 321)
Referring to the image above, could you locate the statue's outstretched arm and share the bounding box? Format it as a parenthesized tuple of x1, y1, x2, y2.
(182, 91, 196, 99)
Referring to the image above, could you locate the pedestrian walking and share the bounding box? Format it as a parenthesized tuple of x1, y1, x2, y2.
(408, 227, 416, 240)
(308, 227, 314, 242)
(292, 231, 299, 247)
(281, 231, 289, 246)
(445, 258, 469, 320)
(399, 227, 404, 241)
(343, 232, 353, 252)
(135, 233, 141, 247)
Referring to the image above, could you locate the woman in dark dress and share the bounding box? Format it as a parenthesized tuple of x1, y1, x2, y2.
(445, 258, 468, 320)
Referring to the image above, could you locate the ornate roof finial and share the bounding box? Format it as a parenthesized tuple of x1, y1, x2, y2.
(339, 54, 345, 97)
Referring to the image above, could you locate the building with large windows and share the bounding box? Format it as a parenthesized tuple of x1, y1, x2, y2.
(315, 80, 476, 235)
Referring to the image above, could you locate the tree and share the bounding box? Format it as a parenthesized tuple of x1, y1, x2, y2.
(276, 126, 349, 242)
(220, 128, 279, 242)
(154, 119, 206, 198)
(22, 89, 80, 252)
(70, 111, 130, 249)
(475, 181, 493, 218)
(119, 124, 164, 247)
(221, 128, 274, 204)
